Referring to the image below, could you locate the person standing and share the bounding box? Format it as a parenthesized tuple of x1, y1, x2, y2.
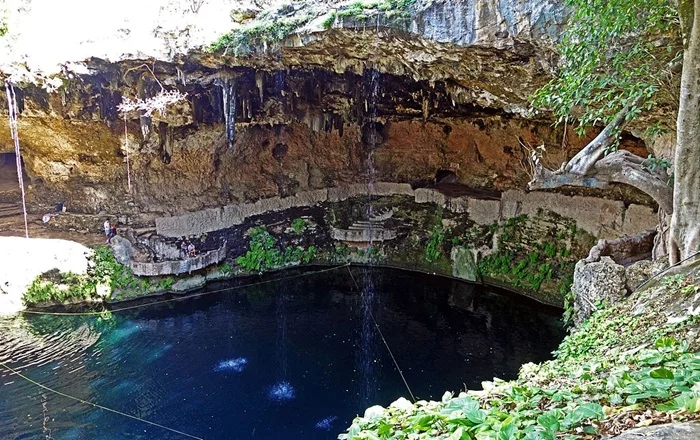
(103, 220, 110, 240)
(108, 224, 118, 243)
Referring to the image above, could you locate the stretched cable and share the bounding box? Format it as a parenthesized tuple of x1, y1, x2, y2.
(0, 361, 203, 440)
(346, 266, 416, 402)
(5, 80, 29, 238)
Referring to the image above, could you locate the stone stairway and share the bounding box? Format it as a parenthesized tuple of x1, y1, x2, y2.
(368, 206, 395, 222)
(331, 207, 398, 243)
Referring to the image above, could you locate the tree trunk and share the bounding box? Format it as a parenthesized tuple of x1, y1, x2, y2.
(670, 0, 700, 264)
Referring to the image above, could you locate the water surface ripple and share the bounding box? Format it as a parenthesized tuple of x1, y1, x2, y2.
(0, 267, 565, 439)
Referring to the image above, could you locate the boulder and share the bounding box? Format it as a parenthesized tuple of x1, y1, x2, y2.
(572, 256, 627, 325)
(610, 422, 700, 439)
(625, 259, 664, 293)
(451, 246, 479, 283)
(110, 236, 135, 266)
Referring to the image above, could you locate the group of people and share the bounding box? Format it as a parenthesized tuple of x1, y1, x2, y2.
(180, 239, 198, 258)
(103, 220, 118, 243)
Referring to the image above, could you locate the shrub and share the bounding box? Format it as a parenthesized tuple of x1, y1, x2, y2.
(236, 226, 317, 273)
(291, 217, 308, 234)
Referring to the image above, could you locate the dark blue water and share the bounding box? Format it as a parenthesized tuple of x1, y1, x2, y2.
(0, 267, 565, 439)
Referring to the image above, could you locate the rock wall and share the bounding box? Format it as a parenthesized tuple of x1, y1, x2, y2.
(410, 0, 569, 46)
(0, 60, 648, 218)
(156, 184, 657, 241)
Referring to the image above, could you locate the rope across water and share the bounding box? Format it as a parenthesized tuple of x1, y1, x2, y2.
(345, 265, 417, 402)
(0, 361, 204, 440)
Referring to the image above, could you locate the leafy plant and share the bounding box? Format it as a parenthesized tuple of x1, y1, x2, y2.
(210, 14, 311, 54)
(425, 224, 445, 263)
(219, 262, 234, 276)
(644, 154, 672, 173)
(157, 277, 175, 291)
(291, 217, 308, 234)
(531, 0, 679, 142)
(236, 226, 317, 273)
(22, 246, 154, 306)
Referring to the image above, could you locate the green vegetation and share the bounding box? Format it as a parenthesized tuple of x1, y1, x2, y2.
(424, 207, 446, 263)
(476, 215, 586, 300)
(356, 245, 383, 263)
(322, 0, 416, 29)
(219, 262, 234, 276)
(425, 225, 445, 263)
(662, 274, 699, 296)
(23, 246, 181, 306)
(23, 246, 140, 306)
(0, 0, 7, 37)
(341, 279, 700, 439)
(531, 0, 679, 140)
(236, 226, 316, 273)
(210, 14, 311, 54)
(291, 217, 308, 234)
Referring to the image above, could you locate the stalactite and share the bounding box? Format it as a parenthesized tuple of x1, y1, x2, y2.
(220, 77, 236, 150)
(140, 114, 151, 141)
(158, 121, 172, 164)
(4, 81, 29, 238)
(256, 71, 264, 103)
(177, 67, 187, 87)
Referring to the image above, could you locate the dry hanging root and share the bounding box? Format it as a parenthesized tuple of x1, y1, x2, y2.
(123, 115, 131, 192)
(4, 80, 29, 238)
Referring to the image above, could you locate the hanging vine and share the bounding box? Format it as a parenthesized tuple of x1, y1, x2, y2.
(5, 79, 29, 238)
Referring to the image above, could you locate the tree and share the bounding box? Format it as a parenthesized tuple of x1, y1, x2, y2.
(671, 0, 700, 263)
(529, 0, 700, 264)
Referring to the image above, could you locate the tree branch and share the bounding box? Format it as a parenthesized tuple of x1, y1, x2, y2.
(563, 95, 642, 175)
(529, 150, 673, 213)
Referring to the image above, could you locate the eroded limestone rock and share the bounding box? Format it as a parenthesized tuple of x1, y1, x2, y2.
(171, 274, 206, 292)
(572, 256, 627, 325)
(610, 422, 700, 440)
(451, 246, 478, 283)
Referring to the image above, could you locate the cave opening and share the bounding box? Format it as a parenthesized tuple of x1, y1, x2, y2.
(435, 169, 458, 184)
(0, 151, 29, 196)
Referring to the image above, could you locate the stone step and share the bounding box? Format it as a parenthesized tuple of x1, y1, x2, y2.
(369, 207, 394, 222)
(352, 220, 385, 227)
(348, 225, 385, 231)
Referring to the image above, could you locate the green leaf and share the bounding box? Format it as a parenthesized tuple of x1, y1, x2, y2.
(655, 337, 677, 348)
(536, 412, 561, 433)
(447, 427, 464, 440)
(498, 423, 518, 440)
(563, 403, 604, 428)
(377, 421, 392, 436)
(650, 368, 674, 380)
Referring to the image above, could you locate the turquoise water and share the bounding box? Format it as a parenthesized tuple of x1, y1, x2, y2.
(0, 267, 565, 439)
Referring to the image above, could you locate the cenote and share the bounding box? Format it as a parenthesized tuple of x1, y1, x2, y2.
(0, 267, 565, 439)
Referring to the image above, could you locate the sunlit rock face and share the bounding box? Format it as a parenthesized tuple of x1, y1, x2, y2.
(1, 60, 622, 217)
(0, 0, 651, 220)
(410, 0, 569, 46)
